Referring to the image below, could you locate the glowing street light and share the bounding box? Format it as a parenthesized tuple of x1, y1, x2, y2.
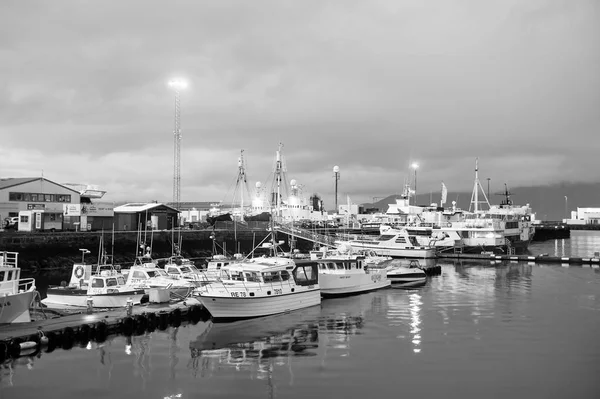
(333, 166, 340, 213)
(411, 162, 419, 206)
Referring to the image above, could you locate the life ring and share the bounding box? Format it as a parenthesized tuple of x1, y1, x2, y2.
(74, 265, 85, 279)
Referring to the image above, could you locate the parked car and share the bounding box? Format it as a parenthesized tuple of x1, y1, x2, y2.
(3, 217, 18, 230)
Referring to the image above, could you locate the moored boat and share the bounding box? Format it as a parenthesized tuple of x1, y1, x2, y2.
(0, 251, 36, 324)
(385, 259, 427, 287)
(308, 246, 390, 296)
(342, 227, 437, 259)
(196, 256, 321, 320)
(42, 251, 145, 309)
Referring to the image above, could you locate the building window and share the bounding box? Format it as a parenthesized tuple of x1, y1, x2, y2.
(8, 192, 71, 203)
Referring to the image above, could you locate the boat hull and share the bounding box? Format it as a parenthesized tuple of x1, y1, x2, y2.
(200, 289, 321, 320)
(0, 290, 35, 324)
(42, 289, 146, 309)
(319, 271, 391, 297)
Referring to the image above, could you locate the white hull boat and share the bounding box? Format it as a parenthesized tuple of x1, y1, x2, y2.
(386, 260, 427, 287)
(197, 257, 321, 320)
(308, 248, 390, 296)
(0, 251, 36, 324)
(42, 258, 146, 309)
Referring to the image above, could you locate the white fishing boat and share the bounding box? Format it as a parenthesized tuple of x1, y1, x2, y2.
(308, 246, 390, 297)
(385, 259, 427, 287)
(0, 251, 36, 324)
(163, 255, 212, 286)
(122, 256, 196, 298)
(196, 256, 321, 320)
(42, 260, 146, 309)
(343, 227, 437, 259)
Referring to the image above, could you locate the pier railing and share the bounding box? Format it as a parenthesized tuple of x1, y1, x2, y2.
(273, 223, 338, 247)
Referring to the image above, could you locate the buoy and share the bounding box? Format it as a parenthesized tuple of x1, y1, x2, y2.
(0, 341, 8, 362)
(169, 308, 182, 327)
(94, 321, 108, 343)
(121, 316, 134, 336)
(78, 324, 92, 345)
(146, 313, 157, 332)
(18, 340, 39, 357)
(134, 314, 148, 335)
(45, 331, 58, 353)
(158, 312, 169, 331)
(62, 327, 75, 350)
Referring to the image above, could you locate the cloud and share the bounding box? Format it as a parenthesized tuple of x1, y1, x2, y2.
(1, 0, 598, 209)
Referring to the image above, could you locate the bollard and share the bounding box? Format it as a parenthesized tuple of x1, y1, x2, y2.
(126, 297, 133, 316)
(86, 296, 94, 314)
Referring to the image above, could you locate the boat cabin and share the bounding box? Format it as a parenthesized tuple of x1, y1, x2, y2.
(0, 251, 34, 295)
(218, 262, 319, 287)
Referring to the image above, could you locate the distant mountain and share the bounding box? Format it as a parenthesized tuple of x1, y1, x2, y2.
(361, 182, 600, 221)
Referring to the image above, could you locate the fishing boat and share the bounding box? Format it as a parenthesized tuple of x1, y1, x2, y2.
(42, 249, 146, 309)
(307, 246, 390, 297)
(122, 256, 197, 298)
(196, 256, 321, 320)
(342, 227, 437, 259)
(0, 251, 37, 324)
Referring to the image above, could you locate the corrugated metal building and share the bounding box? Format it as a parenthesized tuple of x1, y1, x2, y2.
(114, 203, 179, 231)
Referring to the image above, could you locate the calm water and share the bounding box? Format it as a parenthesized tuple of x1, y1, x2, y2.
(2, 232, 600, 398)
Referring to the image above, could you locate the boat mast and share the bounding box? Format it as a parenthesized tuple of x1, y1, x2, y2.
(469, 158, 491, 213)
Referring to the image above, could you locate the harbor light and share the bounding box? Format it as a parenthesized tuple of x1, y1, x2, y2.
(333, 166, 340, 213)
(411, 163, 419, 206)
(168, 79, 188, 90)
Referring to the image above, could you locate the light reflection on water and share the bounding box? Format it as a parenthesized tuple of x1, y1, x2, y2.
(2, 235, 600, 398)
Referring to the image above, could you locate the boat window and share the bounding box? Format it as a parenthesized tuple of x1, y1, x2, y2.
(216, 262, 222, 269)
(92, 278, 104, 288)
(0, 271, 5, 281)
(262, 271, 281, 282)
(132, 271, 146, 279)
(7, 271, 13, 280)
(280, 270, 290, 281)
(230, 272, 244, 281)
(409, 237, 419, 246)
(338, 263, 346, 270)
(106, 278, 118, 287)
(117, 276, 126, 285)
(180, 266, 192, 273)
(395, 237, 407, 244)
(245, 272, 260, 282)
(318, 263, 326, 270)
(351, 262, 357, 269)
(327, 262, 336, 270)
(293, 263, 318, 286)
(167, 267, 179, 274)
(377, 235, 395, 241)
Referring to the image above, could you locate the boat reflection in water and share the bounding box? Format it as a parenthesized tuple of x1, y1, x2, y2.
(188, 293, 377, 378)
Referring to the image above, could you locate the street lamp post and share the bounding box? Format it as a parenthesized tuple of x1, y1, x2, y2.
(333, 166, 340, 213)
(411, 163, 419, 206)
(564, 196, 568, 221)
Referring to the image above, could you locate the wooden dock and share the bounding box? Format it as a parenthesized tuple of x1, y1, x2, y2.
(438, 253, 600, 265)
(0, 298, 208, 360)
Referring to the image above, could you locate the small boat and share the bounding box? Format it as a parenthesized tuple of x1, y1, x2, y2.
(163, 255, 210, 285)
(122, 256, 196, 298)
(342, 226, 437, 259)
(308, 246, 390, 297)
(42, 250, 146, 309)
(0, 251, 36, 324)
(196, 256, 321, 320)
(386, 260, 427, 287)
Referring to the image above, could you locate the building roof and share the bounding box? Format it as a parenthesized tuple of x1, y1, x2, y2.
(114, 203, 179, 213)
(0, 177, 80, 194)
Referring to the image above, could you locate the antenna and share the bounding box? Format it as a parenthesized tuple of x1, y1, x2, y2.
(468, 158, 491, 212)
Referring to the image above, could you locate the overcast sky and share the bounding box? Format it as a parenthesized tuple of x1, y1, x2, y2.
(1, 0, 598, 208)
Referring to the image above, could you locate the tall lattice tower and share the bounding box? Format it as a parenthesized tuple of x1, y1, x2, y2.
(168, 80, 187, 211)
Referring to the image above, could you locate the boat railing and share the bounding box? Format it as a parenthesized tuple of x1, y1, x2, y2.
(0, 277, 35, 295)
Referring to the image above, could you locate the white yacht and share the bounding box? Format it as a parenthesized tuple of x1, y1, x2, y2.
(196, 256, 321, 320)
(0, 251, 36, 324)
(385, 260, 427, 287)
(342, 227, 437, 259)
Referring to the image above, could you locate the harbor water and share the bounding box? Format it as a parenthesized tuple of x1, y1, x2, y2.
(1, 231, 600, 398)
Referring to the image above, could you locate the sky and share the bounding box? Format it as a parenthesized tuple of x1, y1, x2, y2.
(1, 0, 598, 210)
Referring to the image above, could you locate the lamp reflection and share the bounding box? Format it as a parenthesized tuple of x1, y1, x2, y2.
(409, 293, 422, 353)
